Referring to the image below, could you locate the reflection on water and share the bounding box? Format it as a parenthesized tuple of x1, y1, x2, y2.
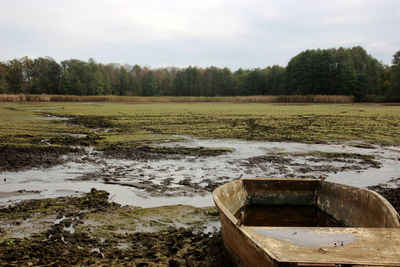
(235, 205, 343, 227)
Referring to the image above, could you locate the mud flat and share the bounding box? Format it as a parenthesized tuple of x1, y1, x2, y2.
(1, 103, 400, 265)
(1, 138, 399, 265)
(1, 137, 400, 208)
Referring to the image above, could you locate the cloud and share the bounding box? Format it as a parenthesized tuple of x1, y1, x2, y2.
(365, 41, 398, 64)
(0, 0, 250, 44)
(322, 15, 373, 25)
(0, 0, 400, 68)
(366, 41, 397, 52)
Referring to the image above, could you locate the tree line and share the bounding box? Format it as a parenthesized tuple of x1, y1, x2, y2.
(0, 46, 399, 101)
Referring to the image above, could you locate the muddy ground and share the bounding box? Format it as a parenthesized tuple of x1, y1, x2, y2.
(1, 145, 399, 267)
(0, 144, 235, 265)
(1, 183, 399, 266)
(0, 145, 82, 172)
(1, 105, 400, 266)
(0, 189, 232, 266)
(368, 180, 400, 214)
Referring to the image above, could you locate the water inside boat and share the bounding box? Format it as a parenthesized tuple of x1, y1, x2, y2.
(235, 205, 344, 227)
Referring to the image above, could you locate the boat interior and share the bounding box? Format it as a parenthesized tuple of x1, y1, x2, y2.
(213, 178, 400, 266)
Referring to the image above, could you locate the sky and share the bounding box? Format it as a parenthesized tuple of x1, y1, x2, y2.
(0, 0, 399, 70)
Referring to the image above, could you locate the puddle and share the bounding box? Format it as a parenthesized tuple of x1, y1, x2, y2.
(90, 248, 101, 253)
(251, 227, 355, 247)
(1, 137, 400, 208)
(59, 133, 88, 138)
(32, 115, 69, 120)
(0, 179, 214, 208)
(29, 109, 57, 112)
(235, 205, 342, 227)
(201, 220, 221, 234)
(54, 216, 67, 225)
(63, 225, 75, 234)
(117, 243, 131, 250)
(0, 214, 59, 240)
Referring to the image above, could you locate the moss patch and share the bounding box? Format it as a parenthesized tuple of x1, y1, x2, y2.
(2, 103, 400, 154)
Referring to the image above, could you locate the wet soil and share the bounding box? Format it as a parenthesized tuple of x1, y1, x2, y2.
(368, 184, 400, 214)
(1, 187, 399, 266)
(2, 137, 400, 209)
(0, 145, 81, 172)
(101, 145, 231, 161)
(0, 150, 399, 266)
(1, 108, 400, 266)
(47, 134, 100, 147)
(243, 151, 382, 180)
(0, 226, 230, 266)
(0, 189, 232, 266)
(69, 115, 117, 129)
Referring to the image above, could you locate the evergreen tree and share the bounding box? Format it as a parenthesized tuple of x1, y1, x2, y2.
(6, 59, 25, 94)
(390, 50, 400, 100)
(0, 46, 391, 100)
(0, 63, 8, 93)
(142, 71, 157, 96)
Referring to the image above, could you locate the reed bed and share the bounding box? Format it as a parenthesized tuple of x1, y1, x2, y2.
(0, 94, 354, 103)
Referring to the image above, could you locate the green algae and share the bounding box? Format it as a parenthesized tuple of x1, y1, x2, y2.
(2, 103, 400, 151)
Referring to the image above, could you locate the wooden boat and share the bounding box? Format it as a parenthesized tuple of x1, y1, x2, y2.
(213, 178, 400, 266)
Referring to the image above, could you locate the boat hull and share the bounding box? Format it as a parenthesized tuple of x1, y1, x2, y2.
(213, 178, 400, 266)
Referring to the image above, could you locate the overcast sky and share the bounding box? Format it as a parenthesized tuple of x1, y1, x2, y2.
(0, 0, 399, 70)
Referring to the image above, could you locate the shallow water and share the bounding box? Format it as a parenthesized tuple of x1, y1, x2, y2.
(251, 228, 355, 247)
(235, 205, 342, 227)
(32, 115, 69, 120)
(1, 137, 399, 208)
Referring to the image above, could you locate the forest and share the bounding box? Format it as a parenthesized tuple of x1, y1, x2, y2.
(0, 46, 399, 101)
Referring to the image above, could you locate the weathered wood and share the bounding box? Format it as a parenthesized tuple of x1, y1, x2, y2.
(213, 178, 400, 266)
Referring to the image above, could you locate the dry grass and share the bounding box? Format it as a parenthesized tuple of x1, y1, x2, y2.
(238, 95, 354, 103)
(0, 94, 354, 103)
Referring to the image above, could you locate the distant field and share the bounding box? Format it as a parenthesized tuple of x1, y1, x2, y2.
(1, 102, 399, 149)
